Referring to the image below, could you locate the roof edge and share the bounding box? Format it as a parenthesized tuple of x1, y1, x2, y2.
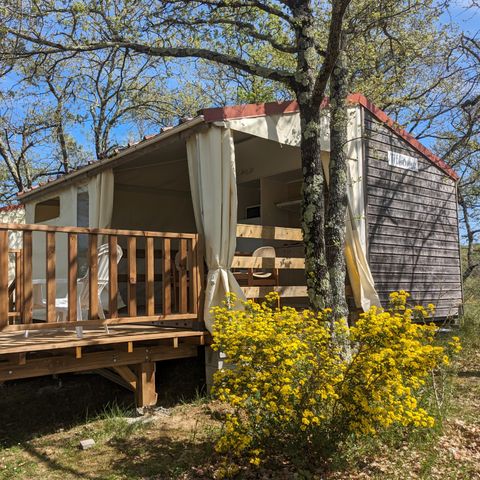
(350, 94, 459, 181)
(18, 116, 205, 202)
(0, 204, 24, 213)
(201, 100, 299, 122)
(19, 93, 459, 204)
(201, 94, 459, 181)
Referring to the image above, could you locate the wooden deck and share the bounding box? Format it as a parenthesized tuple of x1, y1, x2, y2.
(0, 221, 308, 406)
(0, 325, 207, 406)
(0, 325, 207, 356)
(0, 223, 208, 406)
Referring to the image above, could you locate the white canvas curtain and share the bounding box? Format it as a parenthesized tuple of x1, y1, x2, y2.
(186, 126, 245, 331)
(343, 110, 381, 311)
(320, 154, 381, 312)
(87, 169, 124, 309)
(219, 109, 380, 311)
(89, 169, 115, 230)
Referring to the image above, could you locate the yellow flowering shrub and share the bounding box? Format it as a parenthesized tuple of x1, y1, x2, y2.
(211, 291, 460, 465)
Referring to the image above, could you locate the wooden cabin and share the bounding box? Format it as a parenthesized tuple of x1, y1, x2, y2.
(0, 94, 463, 403)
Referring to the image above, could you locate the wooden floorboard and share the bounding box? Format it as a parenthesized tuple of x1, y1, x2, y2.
(0, 325, 207, 355)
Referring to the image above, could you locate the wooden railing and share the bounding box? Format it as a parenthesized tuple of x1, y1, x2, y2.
(234, 223, 308, 302)
(0, 224, 204, 332)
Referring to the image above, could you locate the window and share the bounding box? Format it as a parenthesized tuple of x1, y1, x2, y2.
(245, 204, 261, 219)
(34, 197, 60, 222)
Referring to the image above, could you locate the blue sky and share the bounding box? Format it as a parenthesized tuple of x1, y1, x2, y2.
(442, 0, 479, 34)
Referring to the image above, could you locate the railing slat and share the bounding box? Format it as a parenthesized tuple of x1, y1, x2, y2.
(3, 312, 199, 332)
(145, 237, 154, 316)
(14, 250, 23, 314)
(236, 223, 303, 241)
(109, 236, 118, 318)
(127, 237, 137, 317)
(46, 232, 56, 323)
(88, 234, 98, 319)
(189, 237, 198, 314)
(22, 232, 33, 324)
(68, 233, 78, 322)
(232, 256, 305, 269)
(0, 231, 9, 328)
(241, 286, 307, 298)
(179, 239, 188, 314)
(162, 238, 171, 315)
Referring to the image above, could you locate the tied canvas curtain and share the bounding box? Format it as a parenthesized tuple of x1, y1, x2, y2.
(87, 169, 124, 310)
(186, 126, 245, 332)
(320, 136, 381, 312)
(343, 140, 381, 311)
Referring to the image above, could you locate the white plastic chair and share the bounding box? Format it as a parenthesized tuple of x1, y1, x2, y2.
(32, 243, 123, 336)
(173, 250, 190, 311)
(76, 243, 123, 320)
(250, 246, 277, 281)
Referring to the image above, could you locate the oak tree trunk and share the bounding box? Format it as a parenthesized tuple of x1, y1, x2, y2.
(298, 100, 332, 311)
(326, 47, 350, 322)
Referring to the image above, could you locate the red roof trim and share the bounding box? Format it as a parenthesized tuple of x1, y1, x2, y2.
(350, 94, 459, 181)
(201, 100, 299, 122)
(201, 94, 459, 181)
(0, 204, 24, 213)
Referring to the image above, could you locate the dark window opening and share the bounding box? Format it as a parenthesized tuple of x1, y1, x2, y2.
(246, 204, 261, 219)
(34, 197, 60, 222)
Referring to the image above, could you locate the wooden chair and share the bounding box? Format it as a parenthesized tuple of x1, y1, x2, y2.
(76, 243, 124, 320)
(232, 246, 280, 306)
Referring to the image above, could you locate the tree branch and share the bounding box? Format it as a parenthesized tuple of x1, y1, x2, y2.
(7, 30, 295, 86)
(313, 0, 351, 101)
(163, 0, 293, 23)
(156, 16, 297, 53)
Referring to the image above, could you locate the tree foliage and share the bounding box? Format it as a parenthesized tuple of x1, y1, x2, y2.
(0, 0, 478, 312)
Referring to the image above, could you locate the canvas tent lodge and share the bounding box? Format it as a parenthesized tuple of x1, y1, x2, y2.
(0, 94, 463, 403)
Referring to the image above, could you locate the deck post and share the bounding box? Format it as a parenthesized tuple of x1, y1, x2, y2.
(135, 361, 158, 408)
(0, 230, 9, 328)
(204, 347, 227, 393)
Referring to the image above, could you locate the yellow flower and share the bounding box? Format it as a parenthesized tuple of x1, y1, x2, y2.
(211, 290, 446, 459)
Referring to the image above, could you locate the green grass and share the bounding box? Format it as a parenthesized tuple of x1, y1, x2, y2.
(92, 403, 147, 442)
(2, 325, 475, 480)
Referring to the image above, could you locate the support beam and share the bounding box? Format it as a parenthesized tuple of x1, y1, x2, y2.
(7, 353, 26, 365)
(97, 368, 135, 392)
(135, 362, 158, 408)
(0, 344, 197, 382)
(113, 365, 137, 390)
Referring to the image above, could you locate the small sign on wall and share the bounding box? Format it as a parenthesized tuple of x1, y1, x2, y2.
(388, 151, 418, 171)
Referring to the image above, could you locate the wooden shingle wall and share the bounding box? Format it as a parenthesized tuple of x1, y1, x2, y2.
(364, 110, 463, 319)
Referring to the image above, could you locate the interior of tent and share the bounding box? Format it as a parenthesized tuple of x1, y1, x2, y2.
(109, 131, 306, 232)
(107, 130, 310, 313)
